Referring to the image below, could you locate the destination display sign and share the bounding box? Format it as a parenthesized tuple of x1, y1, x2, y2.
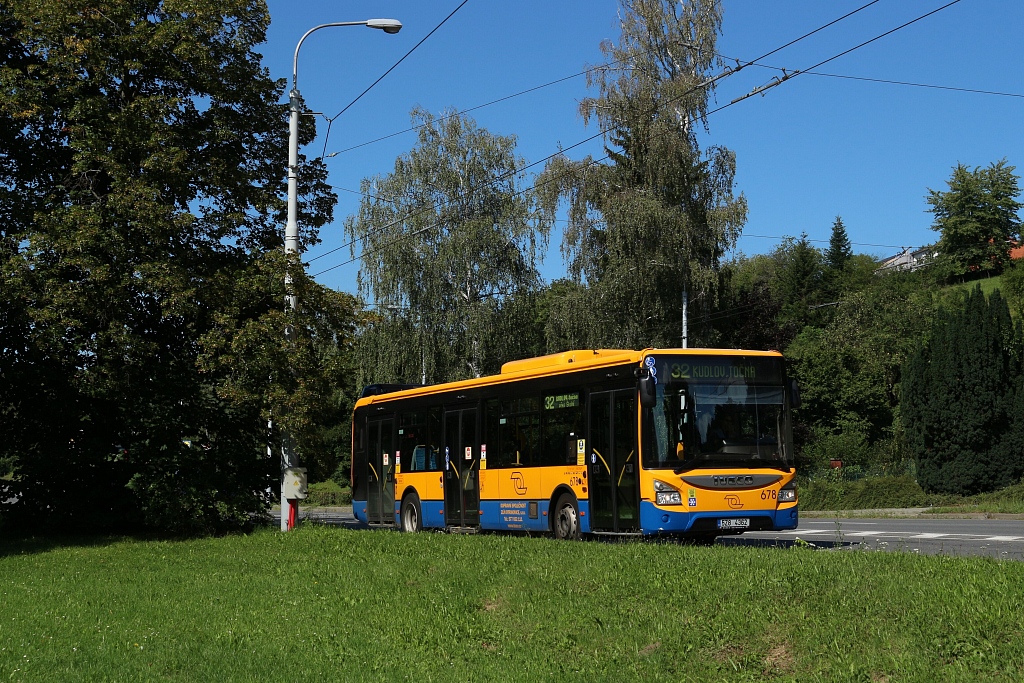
(650, 355, 784, 385)
(544, 392, 580, 410)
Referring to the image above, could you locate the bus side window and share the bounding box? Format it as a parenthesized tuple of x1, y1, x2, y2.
(427, 406, 443, 471)
(484, 398, 501, 468)
(542, 391, 583, 466)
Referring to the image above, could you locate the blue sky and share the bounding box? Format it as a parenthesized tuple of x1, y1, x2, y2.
(262, 1, 1024, 294)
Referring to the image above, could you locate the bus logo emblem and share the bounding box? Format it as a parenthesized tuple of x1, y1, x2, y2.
(725, 495, 744, 509)
(510, 472, 527, 495)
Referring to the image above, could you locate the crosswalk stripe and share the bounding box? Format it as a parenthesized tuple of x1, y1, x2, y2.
(910, 533, 947, 539)
(983, 536, 1023, 542)
(778, 529, 830, 535)
(846, 531, 884, 536)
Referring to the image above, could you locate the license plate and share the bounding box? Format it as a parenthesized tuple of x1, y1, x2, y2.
(717, 518, 750, 530)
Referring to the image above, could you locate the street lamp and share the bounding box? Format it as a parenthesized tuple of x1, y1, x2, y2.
(281, 18, 402, 532)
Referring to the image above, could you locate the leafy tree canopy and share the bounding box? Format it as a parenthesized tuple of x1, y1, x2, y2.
(0, 0, 345, 533)
(345, 108, 547, 384)
(928, 159, 1021, 278)
(536, 0, 745, 350)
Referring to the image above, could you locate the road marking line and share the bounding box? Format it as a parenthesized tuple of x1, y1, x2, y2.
(910, 533, 947, 539)
(983, 536, 1023, 542)
(779, 529, 830, 535)
(846, 531, 884, 536)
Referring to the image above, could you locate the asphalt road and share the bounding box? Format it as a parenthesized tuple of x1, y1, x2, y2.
(727, 516, 1024, 560)
(279, 507, 1024, 560)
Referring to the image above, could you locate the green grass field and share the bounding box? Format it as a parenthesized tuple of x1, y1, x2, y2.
(2, 526, 1023, 682)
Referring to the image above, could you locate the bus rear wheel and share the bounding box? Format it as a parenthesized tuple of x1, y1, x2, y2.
(552, 494, 581, 540)
(401, 494, 422, 532)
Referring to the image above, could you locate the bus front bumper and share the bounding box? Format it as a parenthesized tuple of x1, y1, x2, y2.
(639, 501, 799, 535)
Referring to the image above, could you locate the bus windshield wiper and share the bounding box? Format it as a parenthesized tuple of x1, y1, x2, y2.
(673, 462, 706, 475)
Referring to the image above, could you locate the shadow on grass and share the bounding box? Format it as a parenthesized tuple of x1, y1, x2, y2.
(0, 515, 276, 558)
(0, 532, 152, 559)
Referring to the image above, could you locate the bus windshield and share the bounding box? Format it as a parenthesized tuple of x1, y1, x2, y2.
(642, 354, 792, 471)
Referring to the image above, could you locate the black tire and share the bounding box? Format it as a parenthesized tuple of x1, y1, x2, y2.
(400, 494, 422, 533)
(552, 493, 581, 540)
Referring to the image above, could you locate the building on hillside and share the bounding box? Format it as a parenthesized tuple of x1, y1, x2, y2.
(876, 246, 938, 273)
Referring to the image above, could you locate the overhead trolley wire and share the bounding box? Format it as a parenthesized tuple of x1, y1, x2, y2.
(310, 0, 955, 278)
(730, 0, 963, 106)
(317, 0, 471, 161)
(308, 0, 885, 269)
(323, 59, 633, 159)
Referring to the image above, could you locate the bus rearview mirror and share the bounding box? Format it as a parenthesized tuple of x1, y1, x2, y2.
(638, 368, 656, 408)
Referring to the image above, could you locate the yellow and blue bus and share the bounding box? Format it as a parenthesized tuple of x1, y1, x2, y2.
(351, 348, 799, 541)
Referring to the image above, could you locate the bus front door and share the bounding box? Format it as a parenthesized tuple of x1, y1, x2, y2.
(367, 417, 395, 525)
(588, 389, 639, 532)
(443, 407, 479, 529)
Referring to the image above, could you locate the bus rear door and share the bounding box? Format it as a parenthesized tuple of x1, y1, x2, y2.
(366, 417, 395, 525)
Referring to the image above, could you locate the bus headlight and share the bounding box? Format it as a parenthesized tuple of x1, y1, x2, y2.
(778, 484, 797, 503)
(654, 479, 682, 506)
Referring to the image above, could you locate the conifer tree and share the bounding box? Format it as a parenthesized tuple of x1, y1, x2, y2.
(902, 287, 1024, 494)
(826, 216, 852, 271)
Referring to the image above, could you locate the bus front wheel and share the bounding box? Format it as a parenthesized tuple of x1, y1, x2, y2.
(401, 494, 422, 532)
(552, 494, 581, 540)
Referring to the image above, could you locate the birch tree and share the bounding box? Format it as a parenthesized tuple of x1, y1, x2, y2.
(537, 0, 745, 350)
(345, 108, 548, 384)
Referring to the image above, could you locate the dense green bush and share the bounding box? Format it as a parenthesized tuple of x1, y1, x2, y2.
(799, 475, 953, 511)
(304, 480, 351, 507)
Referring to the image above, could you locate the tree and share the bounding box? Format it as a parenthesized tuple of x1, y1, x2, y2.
(927, 160, 1022, 278)
(826, 216, 852, 271)
(901, 287, 1024, 494)
(0, 0, 343, 532)
(345, 108, 547, 385)
(774, 234, 826, 331)
(713, 254, 788, 351)
(786, 274, 933, 467)
(536, 0, 745, 349)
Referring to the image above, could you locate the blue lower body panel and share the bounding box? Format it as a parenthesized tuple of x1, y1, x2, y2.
(478, 499, 551, 532)
(639, 502, 800, 535)
(353, 499, 366, 524)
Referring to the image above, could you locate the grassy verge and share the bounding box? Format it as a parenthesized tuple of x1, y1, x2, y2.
(926, 482, 1024, 515)
(800, 475, 1024, 514)
(2, 527, 1023, 682)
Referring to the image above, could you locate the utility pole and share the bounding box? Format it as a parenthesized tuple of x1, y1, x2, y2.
(280, 18, 402, 531)
(681, 287, 688, 349)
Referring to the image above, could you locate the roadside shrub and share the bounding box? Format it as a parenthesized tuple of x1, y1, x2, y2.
(799, 475, 954, 511)
(801, 426, 873, 470)
(304, 480, 351, 507)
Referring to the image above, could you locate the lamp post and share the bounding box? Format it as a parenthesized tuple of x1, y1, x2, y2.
(281, 18, 403, 532)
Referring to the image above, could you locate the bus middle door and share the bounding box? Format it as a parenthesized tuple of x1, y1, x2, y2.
(443, 407, 479, 529)
(588, 389, 639, 532)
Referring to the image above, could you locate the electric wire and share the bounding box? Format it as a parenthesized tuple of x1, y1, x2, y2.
(308, 0, 886, 269)
(731, 0, 963, 106)
(320, 0, 882, 161)
(323, 58, 633, 159)
(310, 0, 954, 277)
(317, 0, 471, 161)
